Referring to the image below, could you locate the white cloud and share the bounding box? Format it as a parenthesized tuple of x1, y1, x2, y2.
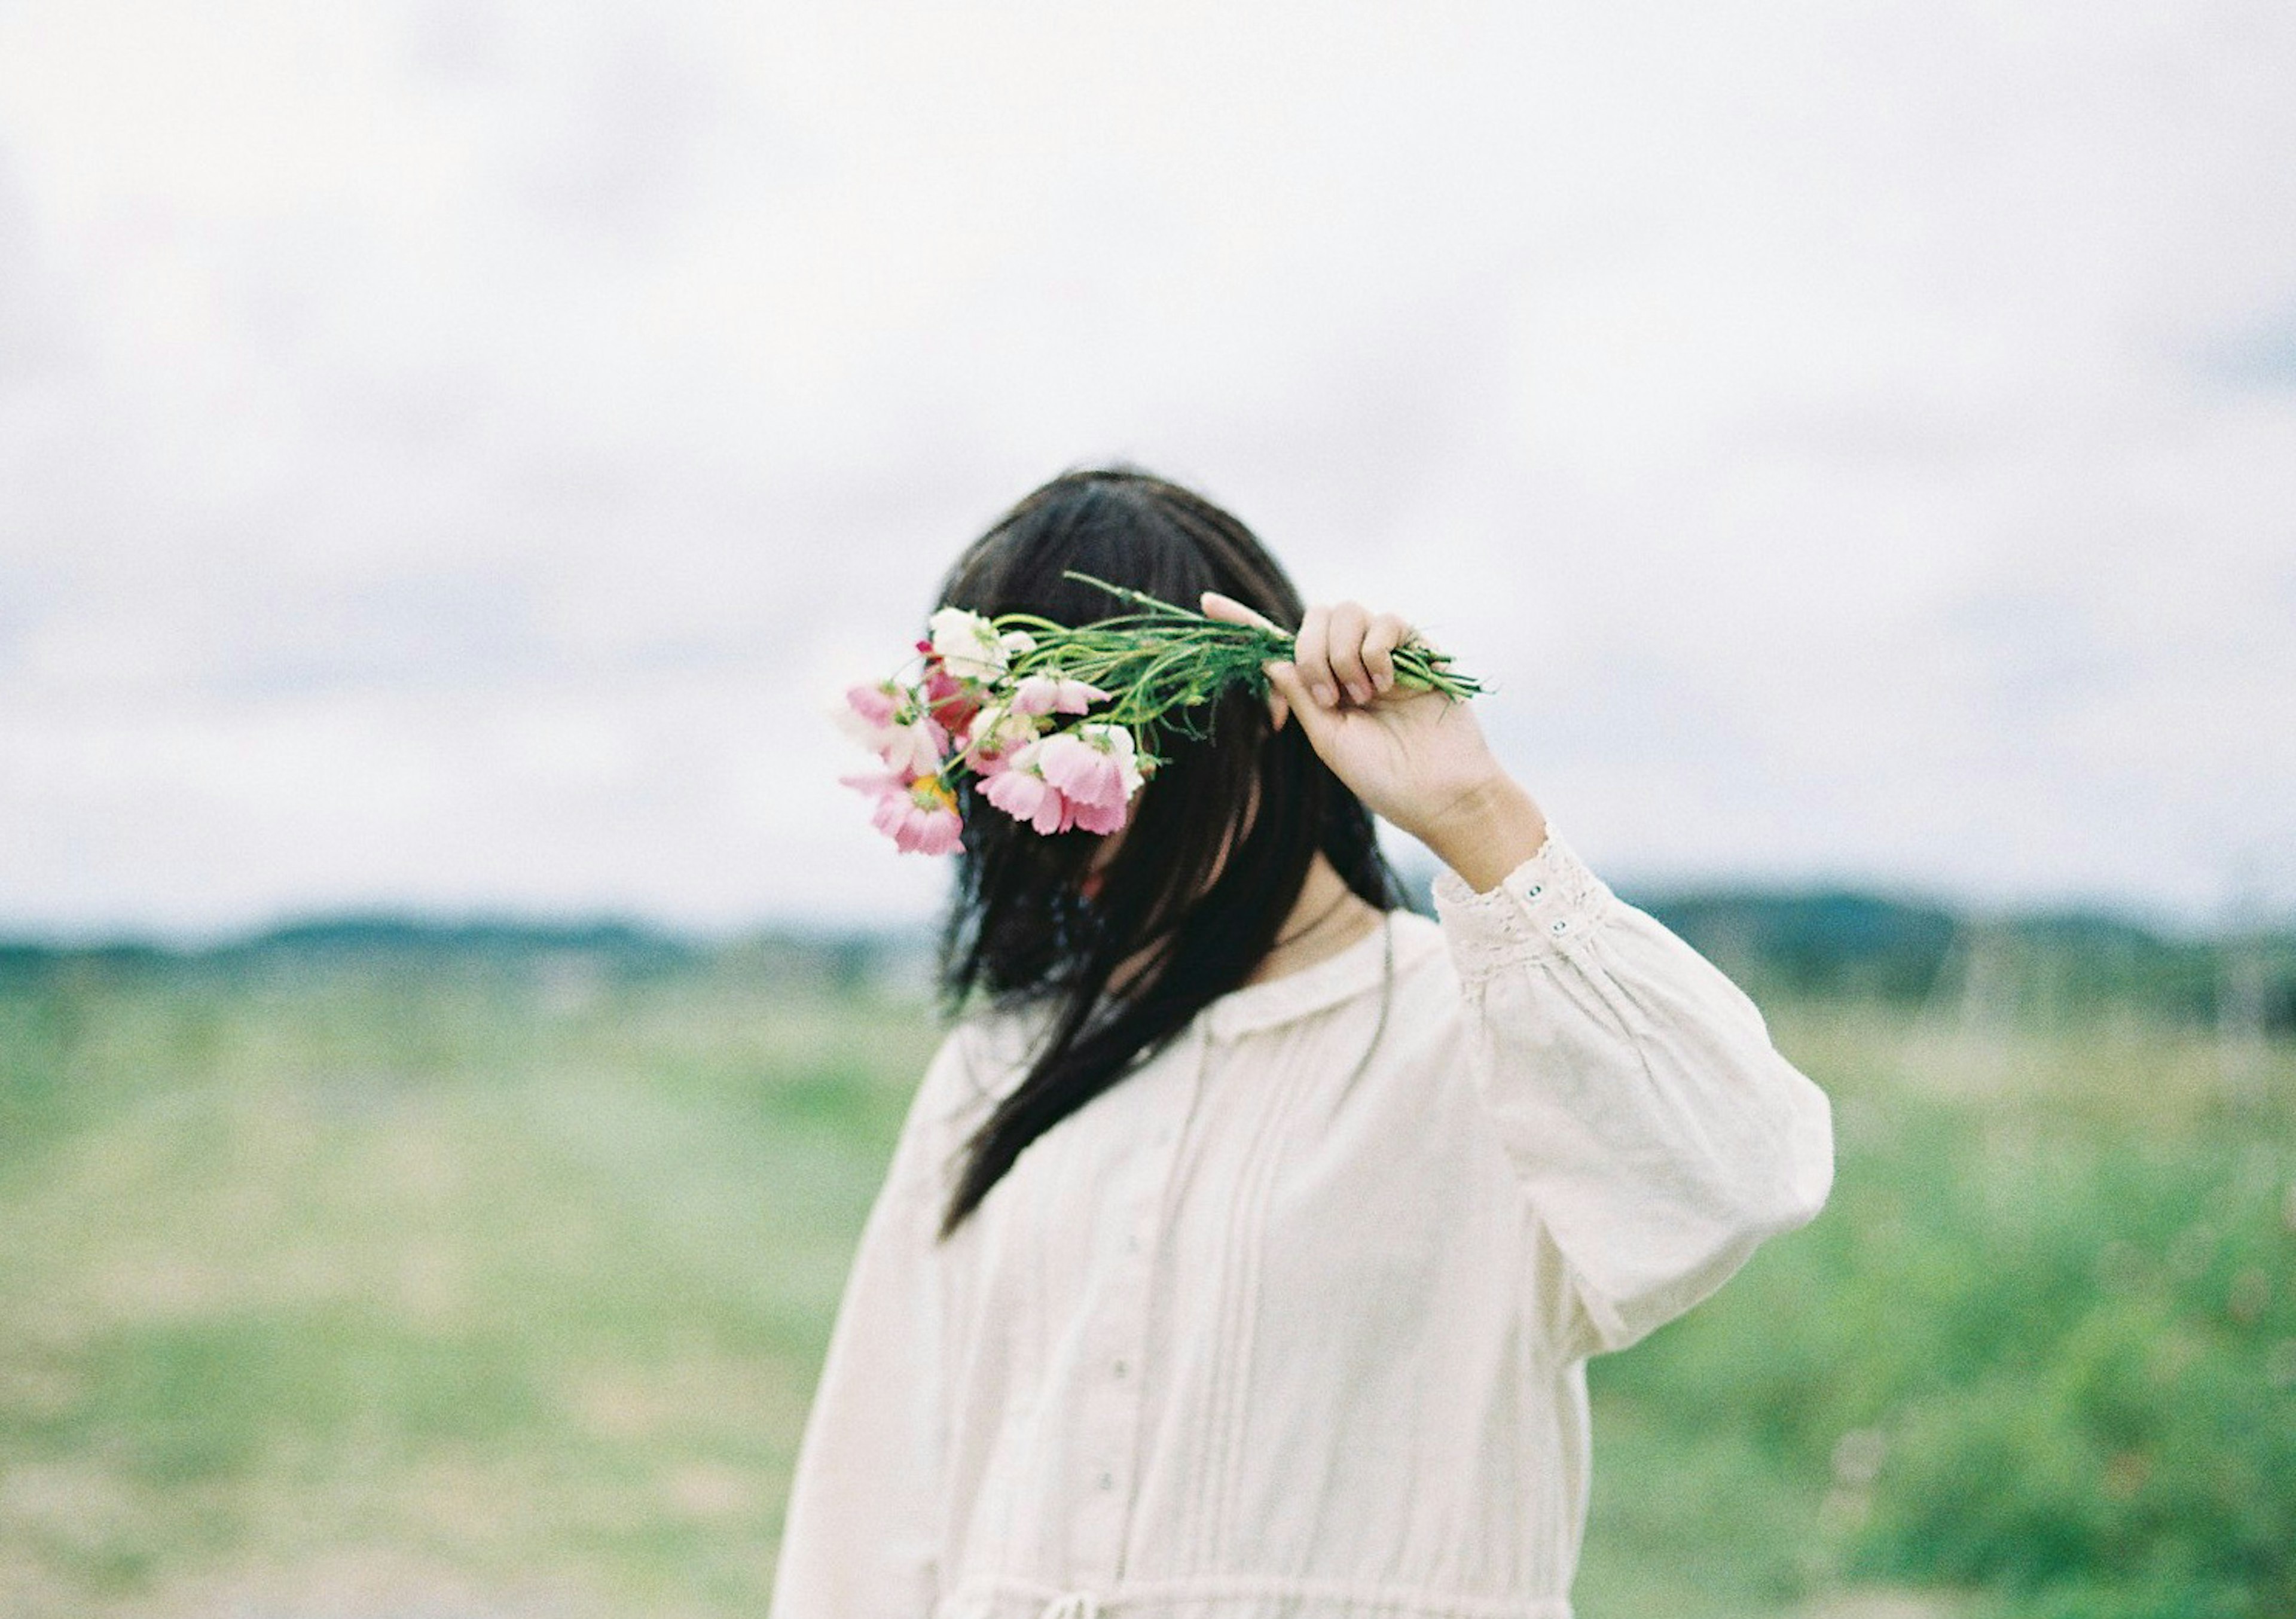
(1, 0, 2292, 937)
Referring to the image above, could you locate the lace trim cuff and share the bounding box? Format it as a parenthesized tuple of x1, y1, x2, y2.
(1430, 829, 1616, 983)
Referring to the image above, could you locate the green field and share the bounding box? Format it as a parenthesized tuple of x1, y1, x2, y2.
(1, 944, 2290, 1618)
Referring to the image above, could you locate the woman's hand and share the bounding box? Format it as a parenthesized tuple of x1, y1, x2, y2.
(1200, 592, 1550, 892)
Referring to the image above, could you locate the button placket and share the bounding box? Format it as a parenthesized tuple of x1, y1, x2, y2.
(1068, 1022, 1206, 1582)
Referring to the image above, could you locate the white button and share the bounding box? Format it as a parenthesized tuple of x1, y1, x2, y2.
(1125, 1234, 1142, 1254)
(1523, 882, 1544, 898)
(1097, 1471, 1115, 1491)
(1113, 1359, 1129, 1378)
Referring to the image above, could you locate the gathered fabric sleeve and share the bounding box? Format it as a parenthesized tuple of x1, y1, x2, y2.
(1430, 829, 1835, 1360)
(766, 1025, 972, 1619)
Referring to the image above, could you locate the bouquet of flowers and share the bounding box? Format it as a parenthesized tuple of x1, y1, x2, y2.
(836, 574, 1484, 854)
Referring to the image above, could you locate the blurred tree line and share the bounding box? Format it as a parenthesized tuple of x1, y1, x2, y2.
(5, 886, 2291, 1033)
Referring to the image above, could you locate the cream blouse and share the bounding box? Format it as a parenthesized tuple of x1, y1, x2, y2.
(768, 833, 1834, 1619)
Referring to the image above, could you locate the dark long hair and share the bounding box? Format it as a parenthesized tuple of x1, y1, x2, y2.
(933, 467, 1405, 1236)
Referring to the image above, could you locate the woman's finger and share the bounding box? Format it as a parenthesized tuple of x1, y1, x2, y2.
(1202, 590, 1294, 728)
(1363, 612, 1409, 694)
(1263, 659, 1327, 744)
(1326, 600, 1372, 705)
(1293, 602, 1336, 708)
(1198, 590, 1280, 635)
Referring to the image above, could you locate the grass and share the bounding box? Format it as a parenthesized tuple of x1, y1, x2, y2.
(0, 952, 932, 1617)
(1574, 1001, 2296, 1619)
(0, 950, 2289, 1617)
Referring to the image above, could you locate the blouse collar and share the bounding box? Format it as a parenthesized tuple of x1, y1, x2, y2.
(1199, 907, 1445, 1042)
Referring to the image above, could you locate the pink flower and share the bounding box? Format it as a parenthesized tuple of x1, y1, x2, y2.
(1010, 671, 1109, 717)
(920, 661, 982, 737)
(844, 681, 899, 727)
(831, 682, 902, 751)
(832, 680, 947, 776)
(1037, 724, 1143, 816)
(842, 768, 962, 855)
(978, 741, 1072, 834)
(978, 724, 1146, 837)
(877, 712, 948, 777)
(1067, 789, 1128, 836)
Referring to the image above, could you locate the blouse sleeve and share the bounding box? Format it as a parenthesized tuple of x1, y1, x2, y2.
(767, 1025, 969, 1618)
(1430, 829, 1834, 1359)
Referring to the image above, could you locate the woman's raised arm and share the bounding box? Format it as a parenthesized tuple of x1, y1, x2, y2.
(1429, 830, 1835, 1357)
(1208, 589, 1834, 1356)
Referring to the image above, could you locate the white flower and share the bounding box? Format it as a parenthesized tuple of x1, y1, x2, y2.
(928, 607, 1031, 681)
(963, 699, 1046, 764)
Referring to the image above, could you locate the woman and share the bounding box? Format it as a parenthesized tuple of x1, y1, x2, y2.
(772, 468, 1834, 1619)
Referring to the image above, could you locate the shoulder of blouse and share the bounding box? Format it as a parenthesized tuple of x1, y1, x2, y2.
(913, 1001, 1051, 1129)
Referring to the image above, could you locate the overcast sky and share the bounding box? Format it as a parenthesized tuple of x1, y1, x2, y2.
(2, 0, 2291, 940)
